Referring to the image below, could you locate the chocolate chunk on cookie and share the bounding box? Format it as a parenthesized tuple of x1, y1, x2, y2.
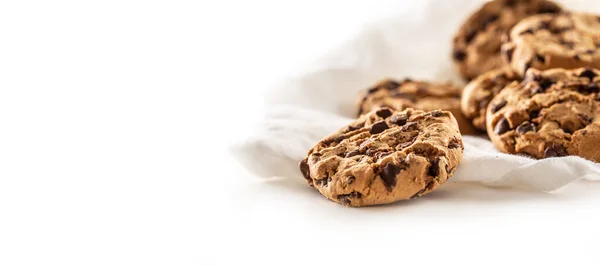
(300, 108, 464, 207)
(461, 67, 521, 131)
(503, 12, 600, 76)
(486, 68, 600, 162)
(453, 0, 562, 80)
(357, 79, 477, 134)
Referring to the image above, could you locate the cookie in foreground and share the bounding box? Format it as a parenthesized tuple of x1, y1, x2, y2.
(502, 12, 600, 76)
(453, 0, 562, 80)
(299, 107, 464, 207)
(486, 68, 600, 162)
(357, 79, 477, 134)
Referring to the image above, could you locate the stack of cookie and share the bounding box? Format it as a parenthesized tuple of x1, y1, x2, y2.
(299, 0, 600, 207)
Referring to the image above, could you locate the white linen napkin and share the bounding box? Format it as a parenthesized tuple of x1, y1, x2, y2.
(232, 0, 600, 191)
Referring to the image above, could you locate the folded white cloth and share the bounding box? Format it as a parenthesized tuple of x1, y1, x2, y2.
(232, 0, 600, 191)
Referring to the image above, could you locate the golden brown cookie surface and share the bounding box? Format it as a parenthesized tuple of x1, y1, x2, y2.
(300, 108, 464, 207)
(357, 79, 477, 134)
(453, 0, 562, 80)
(502, 12, 600, 76)
(486, 68, 600, 162)
(461, 67, 521, 131)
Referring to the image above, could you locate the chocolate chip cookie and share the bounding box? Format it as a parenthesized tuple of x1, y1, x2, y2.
(452, 0, 562, 80)
(502, 12, 600, 76)
(357, 79, 477, 134)
(299, 107, 464, 207)
(453, 0, 562, 80)
(486, 68, 600, 162)
(461, 67, 521, 131)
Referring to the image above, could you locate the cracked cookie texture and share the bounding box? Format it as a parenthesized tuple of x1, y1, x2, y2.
(486, 68, 600, 162)
(357, 79, 477, 134)
(453, 0, 562, 80)
(502, 12, 600, 76)
(299, 107, 464, 207)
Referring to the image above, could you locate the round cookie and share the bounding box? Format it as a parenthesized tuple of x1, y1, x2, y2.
(299, 107, 464, 207)
(357, 79, 477, 134)
(486, 68, 600, 162)
(453, 0, 562, 80)
(502, 12, 600, 76)
(461, 67, 521, 131)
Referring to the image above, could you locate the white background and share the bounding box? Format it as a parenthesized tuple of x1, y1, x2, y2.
(1, 0, 600, 265)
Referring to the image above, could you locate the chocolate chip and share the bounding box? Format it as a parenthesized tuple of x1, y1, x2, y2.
(550, 27, 570, 34)
(516, 122, 536, 135)
(380, 163, 401, 190)
(480, 14, 499, 29)
(430, 110, 443, 117)
(376, 108, 393, 118)
(336, 192, 362, 205)
(453, 50, 467, 61)
(390, 115, 408, 126)
(322, 135, 346, 146)
(402, 121, 419, 131)
(370, 121, 389, 134)
(494, 117, 511, 135)
(347, 176, 355, 184)
(539, 78, 553, 90)
(367, 86, 380, 94)
(428, 158, 440, 177)
(384, 81, 401, 90)
(490, 100, 507, 113)
(448, 138, 463, 149)
(544, 144, 568, 158)
(505, 0, 516, 7)
(574, 54, 582, 61)
(337, 195, 351, 205)
(520, 28, 535, 35)
(529, 110, 540, 119)
(346, 124, 361, 132)
(586, 83, 600, 94)
(578, 114, 593, 125)
(299, 159, 312, 184)
(465, 30, 477, 44)
(538, 2, 561, 14)
(478, 98, 490, 110)
(579, 69, 598, 80)
(365, 148, 378, 156)
(345, 149, 360, 158)
(585, 49, 595, 55)
(535, 54, 546, 64)
(316, 176, 332, 186)
(503, 47, 515, 62)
